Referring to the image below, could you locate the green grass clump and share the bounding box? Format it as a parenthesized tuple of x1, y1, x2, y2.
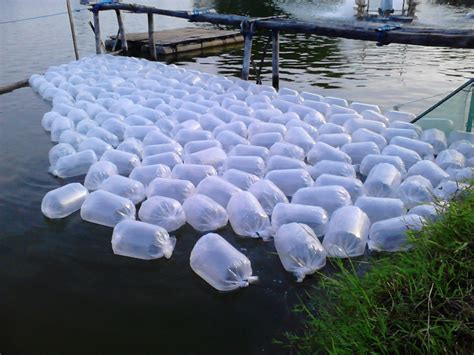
(286, 187, 474, 354)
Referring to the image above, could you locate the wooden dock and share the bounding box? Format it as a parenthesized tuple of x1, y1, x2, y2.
(105, 27, 244, 56)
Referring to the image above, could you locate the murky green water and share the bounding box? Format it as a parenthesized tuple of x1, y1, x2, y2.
(0, 0, 472, 353)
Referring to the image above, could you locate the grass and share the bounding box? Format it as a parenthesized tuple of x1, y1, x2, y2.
(284, 186, 474, 354)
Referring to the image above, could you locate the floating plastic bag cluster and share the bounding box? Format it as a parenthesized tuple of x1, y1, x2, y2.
(34, 55, 473, 291)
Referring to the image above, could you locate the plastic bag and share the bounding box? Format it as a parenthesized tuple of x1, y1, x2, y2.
(351, 128, 387, 150)
(368, 215, 425, 252)
(84, 161, 118, 191)
(77, 137, 113, 159)
(142, 130, 174, 146)
(142, 152, 182, 170)
(341, 142, 380, 165)
(182, 194, 228, 231)
(274, 223, 327, 282)
(316, 133, 352, 148)
(408, 204, 439, 222)
(171, 164, 217, 187)
(213, 121, 247, 138)
(227, 191, 272, 239)
(307, 142, 352, 165)
(292, 185, 352, 216)
(359, 154, 406, 176)
(382, 127, 419, 142)
(147, 177, 195, 204)
(433, 180, 469, 200)
(101, 118, 129, 140)
(322, 206, 370, 258)
(314, 174, 365, 202)
(265, 169, 313, 196)
(420, 128, 447, 154)
(196, 176, 242, 208)
(112, 220, 176, 260)
(50, 115, 74, 142)
(174, 128, 212, 146)
(390, 136, 434, 158)
(86, 126, 119, 147)
(344, 118, 385, 134)
(138, 196, 185, 232)
(129, 164, 172, 187)
(435, 149, 466, 170)
(318, 122, 346, 135)
(50, 149, 98, 178)
(98, 175, 146, 205)
(396, 175, 433, 209)
(247, 179, 288, 215)
(49, 143, 76, 167)
(216, 130, 249, 152)
(59, 130, 86, 150)
(355, 196, 405, 224)
(117, 138, 144, 159)
(284, 127, 315, 153)
(184, 140, 221, 155)
(365, 160, 402, 196)
(81, 190, 136, 227)
(228, 144, 270, 161)
(272, 203, 328, 237)
(41, 183, 89, 219)
(269, 142, 305, 161)
(143, 142, 183, 158)
(101, 149, 141, 176)
(223, 156, 266, 177)
(190, 233, 258, 292)
(249, 132, 283, 149)
(184, 147, 227, 170)
(247, 121, 286, 138)
(449, 140, 474, 158)
(223, 169, 260, 190)
(308, 160, 355, 179)
(382, 144, 422, 169)
(405, 160, 449, 187)
(266, 155, 306, 172)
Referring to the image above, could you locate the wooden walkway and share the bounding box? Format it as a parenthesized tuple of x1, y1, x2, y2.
(105, 27, 244, 56)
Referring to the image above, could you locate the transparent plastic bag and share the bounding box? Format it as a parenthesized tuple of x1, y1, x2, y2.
(50, 115, 74, 142)
(341, 142, 380, 165)
(142, 152, 182, 169)
(81, 190, 136, 227)
(364, 163, 401, 197)
(117, 138, 144, 159)
(307, 141, 352, 165)
(143, 142, 183, 158)
(98, 175, 146, 205)
(368, 214, 425, 252)
(223, 156, 266, 177)
(84, 161, 118, 191)
(266, 155, 306, 172)
(435, 149, 466, 170)
(274, 223, 327, 282)
(49, 143, 76, 167)
(308, 160, 355, 179)
(184, 147, 227, 170)
(100, 147, 140, 174)
(269, 142, 305, 161)
(50, 149, 98, 178)
(351, 128, 387, 150)
(292, 185, 352, 216)
(227, 191, 272, 239)
(405, 160, 449, 187)
(382, 144, 422, 169)
(129, 164, 172, 187)
(41, 183, 89, 219)
(408, 204, 439, 222)
(265, 169, 313, 196)
(317, 133, 352, 148)
(59, 130, 86, 150)
(228, 144, 270, 161)
(222, 169, 260, 190)
(355, 196, 405, 224)
(397, 175, 433, 209)
(322, 206, 370, 258)
(138, 196, 185, 232)
(184, 140, 221, 155)
(420, 128, 447, 154)
(284, 127, 315, 153)
(390, 136, 434, 158)
(147, 178, 195, 204)
(171, 164, 217, 187)
(190, 233, 258, 292)
(247, 179, 288, 215)
(182, 194, 228, 231)
(77, 137, 113, 159)
(196, 176, 242, 208)
(272, 203, 328, 237)
(359, 154, 406, 176)
(112, 220, 176, 260)
(314, 174, 365, 202)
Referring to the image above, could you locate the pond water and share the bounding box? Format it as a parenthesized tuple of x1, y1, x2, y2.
(0, 0, 472, 353)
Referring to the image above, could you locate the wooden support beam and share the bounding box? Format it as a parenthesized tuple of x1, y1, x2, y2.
(66, 0, 79, 60)
(93, 11, 102, 54)
(271, 30, 280, 90)
(241, 22, 254, 81)
(115, 9, 128, 53)
(0, 79, 29, 95)
(147, 13, 157, 60)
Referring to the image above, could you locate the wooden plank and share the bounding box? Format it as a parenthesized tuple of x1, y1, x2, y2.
(115, 10, 128, 52)
(0, 79, 29, 95)
(272, 30, 279, 90)
(93, 11, 102, 54)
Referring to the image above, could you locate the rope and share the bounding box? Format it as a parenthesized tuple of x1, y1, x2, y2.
(0, 8, 87, 25)
(393, 91, 451, 110)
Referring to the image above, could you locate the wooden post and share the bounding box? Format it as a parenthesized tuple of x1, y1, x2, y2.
(115, 10, 128, 53)
(66, 0, 79, 60)
(241, 21, 254, 81)
(271, 30, 280, 90)
(147, 13, 157, 60)
(93, 10, 102, 54)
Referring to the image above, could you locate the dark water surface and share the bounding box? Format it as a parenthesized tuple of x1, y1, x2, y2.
(0, 0, 473, 353)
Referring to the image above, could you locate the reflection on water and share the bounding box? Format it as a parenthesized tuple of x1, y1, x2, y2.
(0, 0, 473, 352)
